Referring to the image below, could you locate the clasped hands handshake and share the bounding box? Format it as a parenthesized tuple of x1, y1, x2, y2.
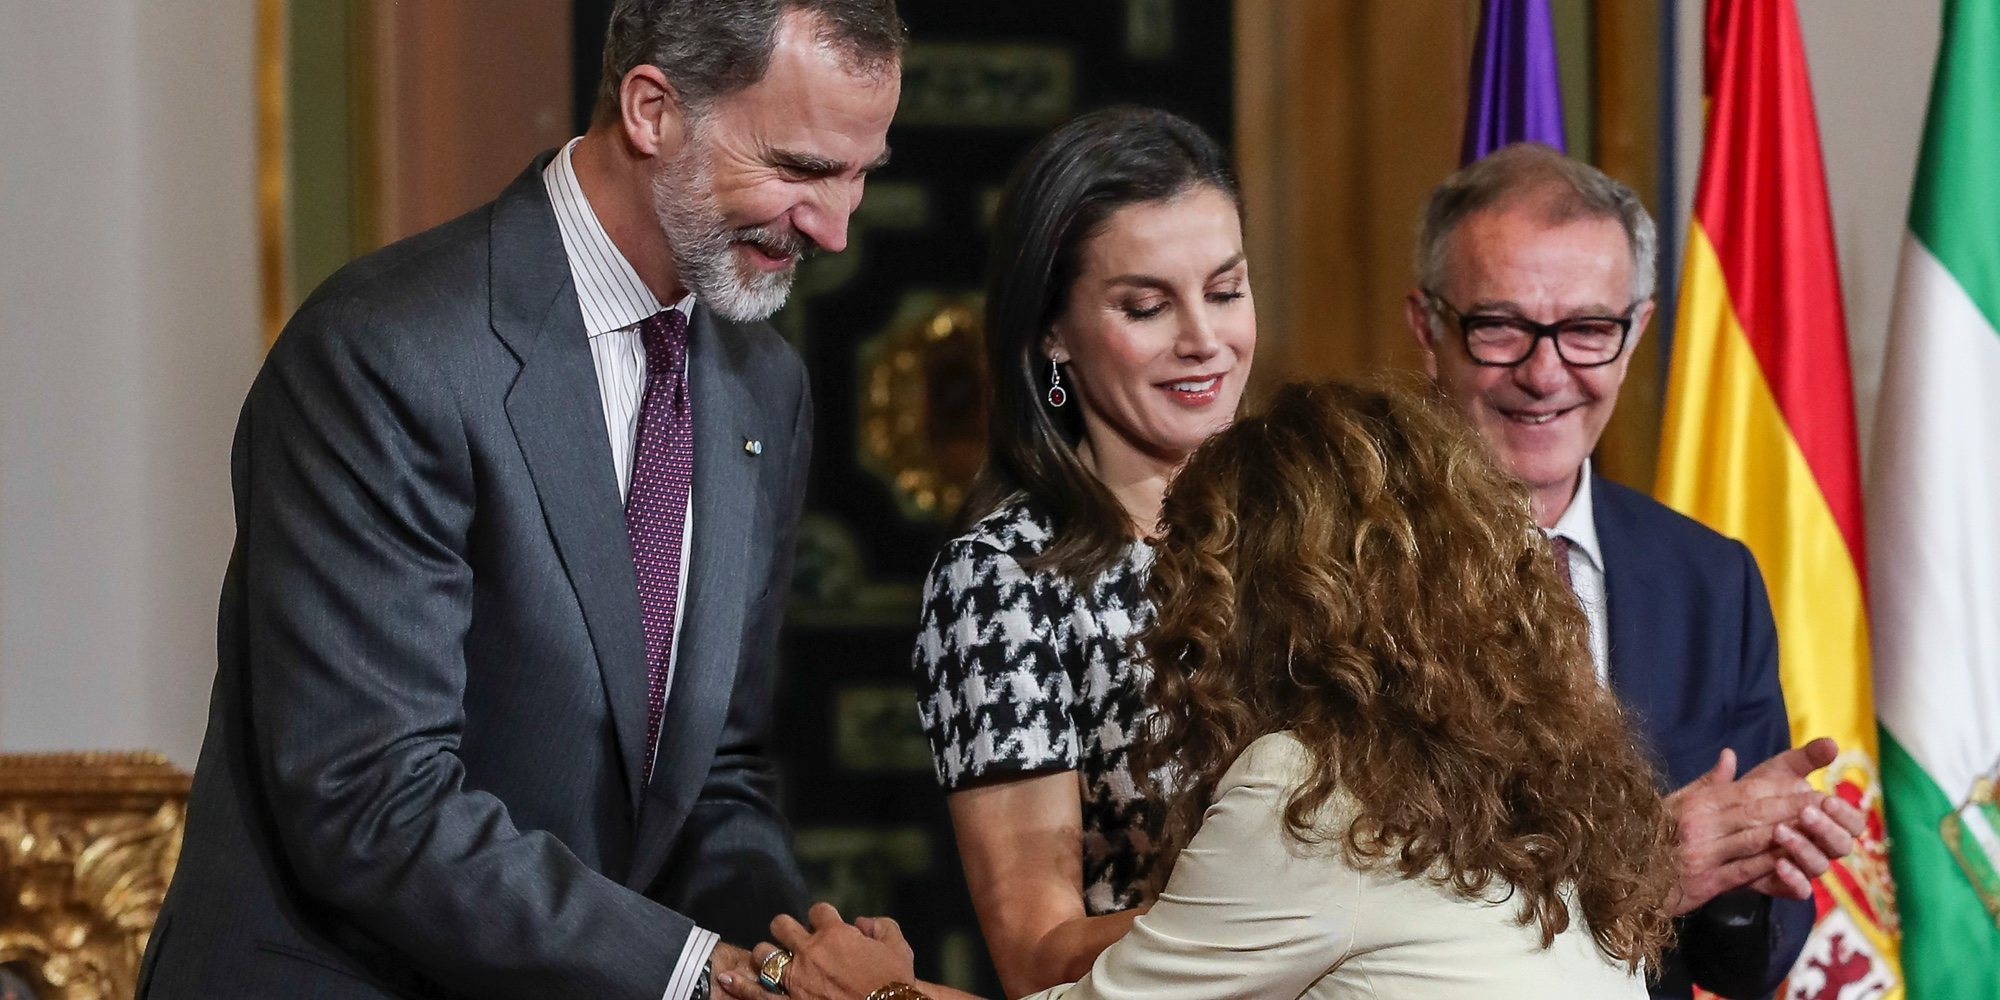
(713, 903, 919, 1000)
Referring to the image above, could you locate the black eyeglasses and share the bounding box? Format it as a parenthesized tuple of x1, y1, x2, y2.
(1422, 289, 1637, 368)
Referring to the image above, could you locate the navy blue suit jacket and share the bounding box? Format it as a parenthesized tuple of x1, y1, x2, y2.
(1594, 475, 1814, 999)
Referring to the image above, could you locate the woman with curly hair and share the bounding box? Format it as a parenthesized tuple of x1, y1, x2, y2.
(729, 379, 1677, 999)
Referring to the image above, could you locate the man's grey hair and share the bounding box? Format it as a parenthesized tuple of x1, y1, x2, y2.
(593, 0, 905, 124)
(1415, 143, 1658, 304)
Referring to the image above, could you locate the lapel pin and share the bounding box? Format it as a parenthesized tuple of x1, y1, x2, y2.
(743, 438, 764, 456)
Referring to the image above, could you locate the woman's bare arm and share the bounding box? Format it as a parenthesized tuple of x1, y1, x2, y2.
(947, 773, 1145, 998)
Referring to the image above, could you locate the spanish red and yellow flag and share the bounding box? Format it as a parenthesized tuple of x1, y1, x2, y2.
(1656, 0, 1903, 995)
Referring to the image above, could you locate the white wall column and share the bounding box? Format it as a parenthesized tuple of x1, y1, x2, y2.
(0, 1, 261, 766)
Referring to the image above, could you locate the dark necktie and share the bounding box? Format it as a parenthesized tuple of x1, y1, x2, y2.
(1549, 534, 1575, 592)
(626, 308, 695, 786)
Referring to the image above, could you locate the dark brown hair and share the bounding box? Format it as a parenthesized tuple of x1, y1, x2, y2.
(966, 106, 1241, 582)
(1140, 378, 1676, 970)
(593, 0, 904, 124)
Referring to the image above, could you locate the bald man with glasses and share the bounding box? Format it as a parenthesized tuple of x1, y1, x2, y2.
(1403, 144, 1866, 1000)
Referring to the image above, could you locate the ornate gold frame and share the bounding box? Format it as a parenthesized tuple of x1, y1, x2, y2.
(256, 0, 385, 348)
(0, 753, 190, 1000)
(258, 0, 290, 347)
(856, 299, 988, 522)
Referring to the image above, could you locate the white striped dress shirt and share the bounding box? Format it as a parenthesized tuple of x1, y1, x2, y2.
(542, 137, 718, 1000)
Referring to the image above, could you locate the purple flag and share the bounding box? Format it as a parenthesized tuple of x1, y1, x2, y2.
(1460, 0, 1568, 164)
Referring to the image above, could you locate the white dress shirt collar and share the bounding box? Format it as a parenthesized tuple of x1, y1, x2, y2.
(1547, 458, 1603, 576)
(542, 137, 694, 335)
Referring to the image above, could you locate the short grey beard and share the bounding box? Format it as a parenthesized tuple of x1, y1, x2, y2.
(651, 129, 800, 323)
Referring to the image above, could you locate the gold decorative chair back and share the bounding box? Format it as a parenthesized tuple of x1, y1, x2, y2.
(0, 753, 188, 1000)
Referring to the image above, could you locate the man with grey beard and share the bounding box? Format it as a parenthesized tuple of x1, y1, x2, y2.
(140, 3, 901, 999)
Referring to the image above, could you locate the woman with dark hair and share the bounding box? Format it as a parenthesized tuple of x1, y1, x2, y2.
(903, 105, 1251, 996)
(728, 381, 1678, 999)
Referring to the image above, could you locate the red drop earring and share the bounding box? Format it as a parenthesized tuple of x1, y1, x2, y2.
(1047, 358, 1067, 407)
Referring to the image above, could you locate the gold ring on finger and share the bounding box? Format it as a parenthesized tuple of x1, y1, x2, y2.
(757, 948, 794, 995)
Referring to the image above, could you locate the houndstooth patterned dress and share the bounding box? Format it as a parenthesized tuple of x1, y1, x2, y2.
(911, 495, 1160, 913)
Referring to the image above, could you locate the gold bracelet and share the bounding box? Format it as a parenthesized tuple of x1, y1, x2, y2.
(865, 984, 932, 1000)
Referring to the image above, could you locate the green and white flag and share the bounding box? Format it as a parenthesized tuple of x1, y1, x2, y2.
(1871, 1, 2000, 996)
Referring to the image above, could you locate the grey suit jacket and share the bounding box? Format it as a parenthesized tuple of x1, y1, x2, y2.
(138, 156, 812, 999)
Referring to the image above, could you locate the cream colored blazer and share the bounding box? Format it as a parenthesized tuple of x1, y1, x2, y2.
(1022, 733, 1648, 1000)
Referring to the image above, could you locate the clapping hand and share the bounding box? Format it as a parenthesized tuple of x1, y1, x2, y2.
(1665, 736, 1868, 915)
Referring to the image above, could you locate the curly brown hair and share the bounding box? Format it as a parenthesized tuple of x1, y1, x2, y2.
(1139, 378, 1676, 970)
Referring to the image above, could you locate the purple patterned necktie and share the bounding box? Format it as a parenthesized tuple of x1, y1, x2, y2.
(1550, 534, 1574, 592)
(627, 308, 695, 786)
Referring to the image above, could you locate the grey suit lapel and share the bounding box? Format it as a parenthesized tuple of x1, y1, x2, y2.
(491, 161, 654, 816)
(628, 303, 763, 889)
